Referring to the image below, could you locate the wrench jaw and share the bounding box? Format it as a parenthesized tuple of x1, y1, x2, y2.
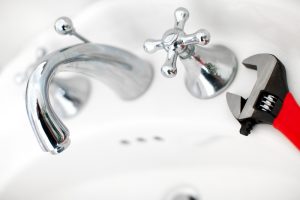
(226, 93, 246, 119)
(227, 54, 290, 136)
(243, 54, 289, 101)
(239, 118, 256, 136)
(230, 102, 278, 136)
(263, 60, 289, 100)
(226, 92, 255, 136)
(226, 93, 261, 136)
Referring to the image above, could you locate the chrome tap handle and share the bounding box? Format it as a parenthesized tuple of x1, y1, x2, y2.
(180, 29, 210, 46)
(161, 47, 178, 77)
(144, 38, 177, 77)
(54, 17, 90, 43)
(143, 7, 210, 78)
(174, 7, 189, 30)
(143, 39, 163, 54)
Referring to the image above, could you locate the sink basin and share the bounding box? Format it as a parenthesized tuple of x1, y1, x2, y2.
(1, 126, 300, 200)
(0, 0, 300, 199)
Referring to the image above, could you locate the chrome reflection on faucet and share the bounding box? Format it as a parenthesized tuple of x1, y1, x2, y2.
(15, 47, 91, 118)
(26, 17, 153, 154)
(144, 7, 238, 99)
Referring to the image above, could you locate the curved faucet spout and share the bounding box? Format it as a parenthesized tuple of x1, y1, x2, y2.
(26, 43, 153, 154)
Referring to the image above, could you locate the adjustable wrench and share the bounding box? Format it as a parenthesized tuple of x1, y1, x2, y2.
(226, 53, 300, 150)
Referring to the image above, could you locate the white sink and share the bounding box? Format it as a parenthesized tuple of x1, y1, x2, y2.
(0, 0, 300, 199)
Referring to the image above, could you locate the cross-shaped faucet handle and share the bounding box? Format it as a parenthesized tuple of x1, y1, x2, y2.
(143, 7, 211, 78)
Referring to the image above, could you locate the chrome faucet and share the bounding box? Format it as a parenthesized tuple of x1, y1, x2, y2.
(144, 7, 238, 99)
(15, 47, 91, 118)
(26, 17, 153, 154)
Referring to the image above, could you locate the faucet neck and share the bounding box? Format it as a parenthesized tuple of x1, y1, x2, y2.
(26, 43, 153, 154)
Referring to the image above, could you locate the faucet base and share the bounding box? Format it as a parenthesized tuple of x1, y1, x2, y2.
(182, 45, 238, 99)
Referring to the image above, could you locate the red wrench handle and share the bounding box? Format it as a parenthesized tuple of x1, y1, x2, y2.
(273, 92, 300, 150)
